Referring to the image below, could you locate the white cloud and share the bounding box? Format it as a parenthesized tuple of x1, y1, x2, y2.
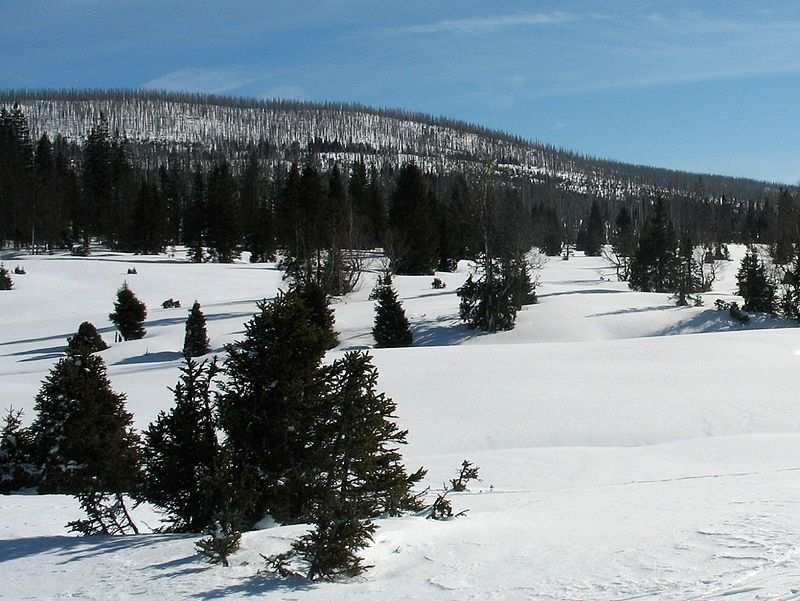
(395, 11, 576, 35)
(142, 68, 263, 94)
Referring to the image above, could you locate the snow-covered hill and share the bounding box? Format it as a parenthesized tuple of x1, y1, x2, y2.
(1, 89, 780, 201)
(3, 248, 800, 599)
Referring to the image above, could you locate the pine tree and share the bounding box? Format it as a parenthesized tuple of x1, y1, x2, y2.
(0, 407, 38, 493)
(389, 163, 438, 274)
(372, 275, 413, 348)
(109, 283, 147, 340)
(66, 321, 107, 356)
(780, 250, 800, 319)
(268, 352, 426, 581)
(457, 260, 518, 332)
(736, 247, 776, 314)
(217, 291, 329, 525)
(31, 353, 140, 496)
(610, 206, 637, 280)
(293, 280, 338, 350)
(0, 264, 12, 290)
(629, 198, 677, 293)
(183, 301, 211, 357)
(584, 200, 604, 256)
(672, 236, 703, 306)
(141, 358, 221, 532)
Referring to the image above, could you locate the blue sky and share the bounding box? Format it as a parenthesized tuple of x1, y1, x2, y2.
(3, 0, 800, 183)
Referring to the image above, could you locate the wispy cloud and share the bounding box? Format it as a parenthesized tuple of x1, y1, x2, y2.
(394, 11, 576, 35)
(142, 67, 264, 94)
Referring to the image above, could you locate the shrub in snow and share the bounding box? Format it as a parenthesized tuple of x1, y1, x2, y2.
(183, 301, 210, 357)
(67, 491, 139, 536)
(161, 298, 181, 309)
(109, 283, 147, 340)
(0, 264, 12, 290)
(127, 267, 137, 275)
(431, 277, 446, 289)
(195, 519, 241, 567)
(13, 265, 25, 275)
(66, 321, 108, 356)
(729, 302, 750, 324)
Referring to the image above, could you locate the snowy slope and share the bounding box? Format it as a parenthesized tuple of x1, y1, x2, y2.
(2, 248, 800, 600)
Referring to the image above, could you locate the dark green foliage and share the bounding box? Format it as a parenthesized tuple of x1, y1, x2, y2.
(67, 321, 107, 356)
(458, 260, 518, 332)
(772, 189, 796, 265)
(109, 283, 147, 340)
(183, 301, 211, 357)
(267, 352, 426, 580)
(31, 353, 140, 496)
(780, 251, 800, 320)
(185, 166, 207, 263)
(372, 276, 413, 348)
(389, 163, 438, 275)
(293, 280, 338, 350)
(127, 180, 166, 254)
(505, 256, 537, 308)
(206, 161, 240, 263)
(0, 264, 12, 290)
(141, 359, 221, 532)
(196, 519, 242, 567)
(540, 208, 563, 257)
(217, 291, 329, 525)
(629, 198, 677, 293)
(583, 200, 605, 256)
(431, 277, 446, 289)
(610, 206, 637, 280)
(0, 407, 39, 493)
(736, 247, 776, 314)
(672, 236, 704, 306)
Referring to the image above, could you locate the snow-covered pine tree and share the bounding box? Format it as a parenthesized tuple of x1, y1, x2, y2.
(195, 519, 242, 567)
(736, 247, 776, 314)
(0, 264, 13, 290)
(0, 407, 38, 493)
(66, 321, 108, 356)
(30, 353, 140, 499)
(372, 275, 412, 348)
(141, 358, 221, 532)
(183, 301, 211, 357)
(109, 282, 147, 340)
(268, 351, 426, 581)
(217, 290, 329, 526)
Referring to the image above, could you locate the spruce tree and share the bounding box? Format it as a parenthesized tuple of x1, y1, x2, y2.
(458, 260, 518, 332)
(183, 301, 211, 357)
(611, 206, 637, 280)
(30, 353, 140, 496)
(0, 407, 38, 493)
(780, 250, 800, 319)
(0, 264, 12, 290)
(736, 247, 776, 314)
(109, 283, 147, 340)
(268, 352, 426, 581)
(372, 275, 413, 348)
(629, 198, 677, 293)
(141, 358, 221, 532)
(293, 280, 338, 350)
(584, 200, 604, 256)
(67, 321, 107, 356)
(672, 236, 703, 306)
(217, 291, 329, 525)
(389, 163, 438, 275)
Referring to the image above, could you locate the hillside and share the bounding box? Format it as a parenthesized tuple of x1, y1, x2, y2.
(0, 89, 781, 201)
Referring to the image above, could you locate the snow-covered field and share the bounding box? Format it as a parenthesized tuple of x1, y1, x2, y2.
(3, 247, 800, 600)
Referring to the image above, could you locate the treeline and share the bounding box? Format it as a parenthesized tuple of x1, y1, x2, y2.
(2, 103, 797, 277)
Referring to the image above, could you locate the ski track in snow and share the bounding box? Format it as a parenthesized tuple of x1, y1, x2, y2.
(3, 245, 800, 599)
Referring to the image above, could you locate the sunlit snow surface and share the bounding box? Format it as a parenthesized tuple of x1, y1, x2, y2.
(2, 246, 800, 600)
